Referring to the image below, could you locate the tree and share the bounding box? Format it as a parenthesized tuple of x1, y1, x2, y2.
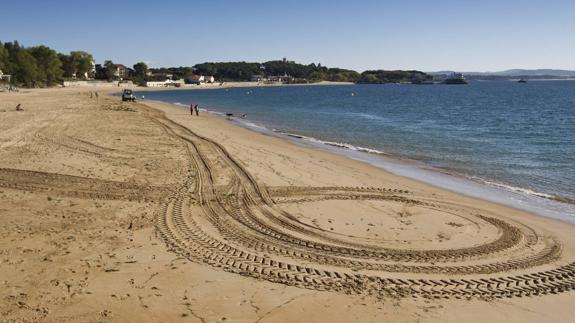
(132, 62, 148, 83)
(357, 70, 431, 84)
(0, 42, 8, 73)
(192, 62, 262, 81)
(71, 51, 94, 79)
(103, 60, 116, 81)
(58, 53, 75, 78)
(28, 46, 63, 85)
(59, 51, 94, 79)
(308, 70, 327, 82)
(2, 41, 23, 78)
(0, 40, 96, 87)
(14, 50, 39, 87)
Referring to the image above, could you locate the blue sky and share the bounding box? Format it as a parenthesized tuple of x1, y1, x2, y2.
(1, 0, 574, 71)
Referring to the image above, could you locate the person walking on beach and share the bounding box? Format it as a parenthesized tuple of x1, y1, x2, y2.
(190, 103, 194, 116)
(194, 104, 199, 116)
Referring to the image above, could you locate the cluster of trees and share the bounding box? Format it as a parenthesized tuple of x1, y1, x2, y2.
(192, 62, 262, 81)
(357, 70, 432, 84)
(147, 66, 193, 81)
(0, 41, 94, 87)
(59, 51, 94, 80)
(94, 61, 117, 81)
(151, 60, 431, 84)
(92, 60, 150, 83)
(188, 60, 361, 83)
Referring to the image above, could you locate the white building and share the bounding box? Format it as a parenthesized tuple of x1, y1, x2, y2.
(185, 75, 215, 84)
(0, 69, 11, 84)
(145, 79, 185, 87)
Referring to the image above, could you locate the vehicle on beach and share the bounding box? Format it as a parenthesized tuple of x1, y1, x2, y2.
(443, 72, 468, 84)
(122, 89, 136, 102)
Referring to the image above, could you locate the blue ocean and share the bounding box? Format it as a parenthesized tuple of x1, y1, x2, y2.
(137, 81, 575, 220)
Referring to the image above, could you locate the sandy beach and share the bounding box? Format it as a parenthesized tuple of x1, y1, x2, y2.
(1, 87, 574, 322)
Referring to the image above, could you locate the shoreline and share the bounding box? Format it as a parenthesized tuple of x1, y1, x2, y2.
(143, 94, 575, 225)
(1, 87, 575, 322)
(96, 80, 356, 93)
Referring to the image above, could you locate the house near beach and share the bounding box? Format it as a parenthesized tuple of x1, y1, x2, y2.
(184, 75, 215, 84)
(113, 64, 131, 80)
(268, 74, 294, 83)
(251, 75, 267, 82)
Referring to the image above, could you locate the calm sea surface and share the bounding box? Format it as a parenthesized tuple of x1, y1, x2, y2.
(138, 81, 575, 215)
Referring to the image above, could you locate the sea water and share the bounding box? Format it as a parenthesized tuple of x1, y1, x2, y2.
(137, 81, 575, 222)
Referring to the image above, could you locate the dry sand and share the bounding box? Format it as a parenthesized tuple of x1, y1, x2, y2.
(0, 87, 574, 322)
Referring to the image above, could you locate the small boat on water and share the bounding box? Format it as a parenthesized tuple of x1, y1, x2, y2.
(443, 72, 468, 84)
(518, 79, 527, 83)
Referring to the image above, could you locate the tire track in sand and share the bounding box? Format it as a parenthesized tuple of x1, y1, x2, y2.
(140, 104, 575, 300)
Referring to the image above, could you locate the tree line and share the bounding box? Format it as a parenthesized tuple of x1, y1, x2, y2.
(1, 40, 432, 87)
(162, 60, 364, 83)
(357, 70, 432, 84)
(0, 41, 154, 87)
(0, 41, 94, 87)
(154, 60, 431, 84)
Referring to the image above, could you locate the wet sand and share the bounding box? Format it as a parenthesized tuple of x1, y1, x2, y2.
(0, 87, 574, 322)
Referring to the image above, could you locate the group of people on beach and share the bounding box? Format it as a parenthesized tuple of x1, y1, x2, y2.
(190, 103, 200, 116)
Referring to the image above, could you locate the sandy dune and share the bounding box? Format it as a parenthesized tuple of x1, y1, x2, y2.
(0, 88, 574, 322)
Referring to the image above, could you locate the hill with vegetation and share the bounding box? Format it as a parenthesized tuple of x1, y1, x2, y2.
(151, 60, 362, 83)
(1, 40, 432, 87)
(358, 70, 432, 84)
(151, 61, 431, 84)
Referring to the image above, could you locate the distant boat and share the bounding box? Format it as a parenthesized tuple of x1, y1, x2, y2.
(443, 73, 468, 84)
(518, 79, 527, 83)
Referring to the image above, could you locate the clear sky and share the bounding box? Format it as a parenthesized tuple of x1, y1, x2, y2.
(1, 0, 574, 72)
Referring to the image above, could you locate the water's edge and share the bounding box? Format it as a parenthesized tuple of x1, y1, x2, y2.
(151, 98, 575, 225)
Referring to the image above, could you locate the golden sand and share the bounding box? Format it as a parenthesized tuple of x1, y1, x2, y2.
(0, 87, 574, 322)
